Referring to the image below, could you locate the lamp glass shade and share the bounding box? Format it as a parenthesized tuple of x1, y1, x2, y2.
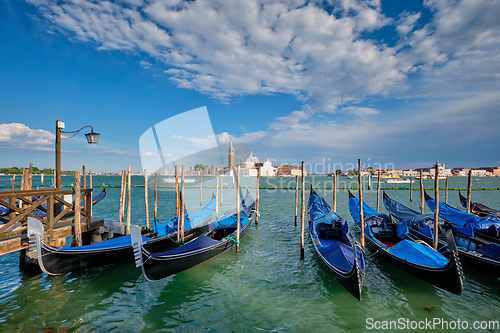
(85, 131, 100, 144)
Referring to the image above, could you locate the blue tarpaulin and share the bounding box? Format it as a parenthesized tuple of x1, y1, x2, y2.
(58, 234, 152, 251)
(477, 243, 500, 261)
(318, 241, 355, 272)
(214, 191, 254, 230)
(150, 235, 220, 257)
(389, 240, 448, 268)
(396, 220, 409, 239)
(426, 196, 500, 231)
(154, 196, 216, 236)
(418, 225, 434, 239)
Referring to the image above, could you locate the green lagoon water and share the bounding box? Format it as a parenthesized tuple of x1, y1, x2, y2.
(0, 175, 499, 332)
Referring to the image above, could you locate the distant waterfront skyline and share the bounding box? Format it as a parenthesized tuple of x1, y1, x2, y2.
(1, 1, 499, 173)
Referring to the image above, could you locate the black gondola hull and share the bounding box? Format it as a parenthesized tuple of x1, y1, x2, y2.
(311, 239, 364, 300)
(408, 229, 500, 276)
(140, 217, 252, 281)
(361, 233, 463, 295)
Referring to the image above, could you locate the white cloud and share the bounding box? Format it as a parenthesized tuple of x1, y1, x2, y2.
(0, 123, 54, 148)
(27, 0, 405, 111)
(221, 91, 500, 168)
(341, 106, 380, 117)
(140, 60, 152, 68)
(396, 11, 421, 36)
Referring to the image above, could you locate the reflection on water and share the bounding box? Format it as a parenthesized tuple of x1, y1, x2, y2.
(0, 175, 499, 332)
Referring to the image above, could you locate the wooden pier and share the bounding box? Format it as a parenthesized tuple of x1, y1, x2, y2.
(0, 187, 104, 257)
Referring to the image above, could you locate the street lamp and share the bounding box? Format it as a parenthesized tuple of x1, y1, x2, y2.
(55, 119, 100, 189)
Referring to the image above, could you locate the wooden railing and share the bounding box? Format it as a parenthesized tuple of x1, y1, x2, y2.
(0, 187, 92, 244)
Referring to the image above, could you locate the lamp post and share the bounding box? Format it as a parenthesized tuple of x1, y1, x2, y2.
(55, 119, 99, 189)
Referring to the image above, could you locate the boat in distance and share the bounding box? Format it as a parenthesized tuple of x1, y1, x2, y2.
(163, 177, 196, 183)
(348, 191, 464, 295)
(308, 187, 365, 300)
(132, 190, 255, 281)
(386, 179, 415, 184)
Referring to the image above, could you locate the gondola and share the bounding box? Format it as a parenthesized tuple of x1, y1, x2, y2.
(384, 191, 500, 275)
(27, 195, 217, 275)
(425, 191, 500, 244)
(348, 191, 464, 295)
(308, 187, 365, 300)
(132, 190, 255, 281)
(459, 190, 500, 218)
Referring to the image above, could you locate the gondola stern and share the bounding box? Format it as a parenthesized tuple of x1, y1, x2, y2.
(131, 225, 145, 268)
(27, 217, 43, 260)
(347, 234, 364, 301)
(424, 190, 432, 201)
(444, 229, 465, 296)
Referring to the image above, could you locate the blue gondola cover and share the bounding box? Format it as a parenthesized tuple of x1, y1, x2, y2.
(154, 197, 216, 236)
(389, 240, 448, 268)
(150, 235, 220, 257)
(58, 234, 152, 251)
(476, 243, 500, 261)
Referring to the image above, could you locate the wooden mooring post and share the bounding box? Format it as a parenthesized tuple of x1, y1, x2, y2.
(333, 173, 337, 212)
(445, 176, 449, 204)
(236, 166, 241, 253)
(433, 162, 439, 249)
(74, 171, 82, 247)
(89, 169, 93, 216)
(215, 174, 219, 217)
(466, 170, 472, 213)
(154, 173, 158, 221)
(82, 165, 86, 189)
(200, 171, 203, 206)
(180, 165, 185, 244)
(255, 166, 260, 225)
(126, 166, 131, 235)
(119, 170, 126, 223)
(144, 169, 149, 230)
(376, 171, 381, 211)
(409, 177, 413, 202)
(175, 165, 179, 217)
(300, 161, 305, 259)
(220, 175, 223, 206)
(358, 159, 365, 250)
(294, 175, 299, 226)
(420, 169, 424, 214)
(11, 174, 15, 191)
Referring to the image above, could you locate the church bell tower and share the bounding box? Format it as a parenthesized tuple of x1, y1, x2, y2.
(228, 138, 234, 167)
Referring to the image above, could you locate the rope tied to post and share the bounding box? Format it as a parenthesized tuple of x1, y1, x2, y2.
(222, 234, 240, 244)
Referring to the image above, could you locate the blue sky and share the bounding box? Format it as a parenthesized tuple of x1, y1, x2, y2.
(1, 0, 499, 173)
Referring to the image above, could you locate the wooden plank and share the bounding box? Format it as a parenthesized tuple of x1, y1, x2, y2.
(0, 197, 48, 233)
